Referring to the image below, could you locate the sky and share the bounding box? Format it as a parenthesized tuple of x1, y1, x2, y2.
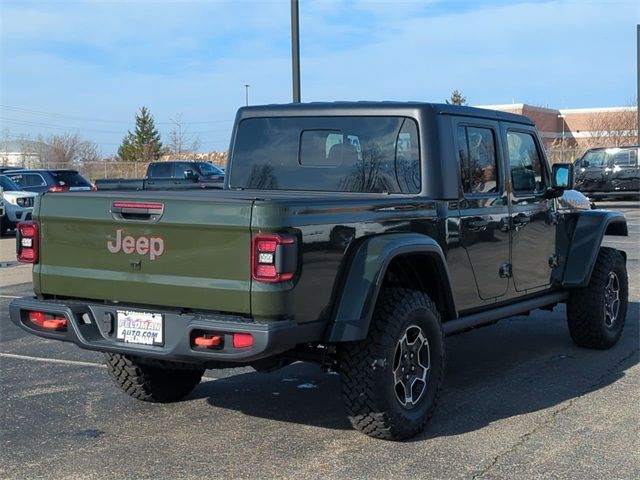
(0, 0, 638, 155)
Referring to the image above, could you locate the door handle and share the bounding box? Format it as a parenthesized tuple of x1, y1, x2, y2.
(513, 213, 530, 228)
(468, 218, 489, 231)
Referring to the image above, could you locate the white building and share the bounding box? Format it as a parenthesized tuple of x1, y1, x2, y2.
(0, 139, 50, 167)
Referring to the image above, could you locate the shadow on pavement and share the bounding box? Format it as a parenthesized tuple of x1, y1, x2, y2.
(193, 302, 639, 437)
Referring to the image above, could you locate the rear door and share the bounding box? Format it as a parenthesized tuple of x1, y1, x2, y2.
(503, 126, 557, 292)
(454, 118, 510, 301)
(607, 147, 639, 193)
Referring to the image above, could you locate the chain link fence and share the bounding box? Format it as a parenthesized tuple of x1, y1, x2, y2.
(1, 159, 227, 182)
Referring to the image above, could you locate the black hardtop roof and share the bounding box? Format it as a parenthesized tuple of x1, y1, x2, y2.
(237, 101, 534, 126)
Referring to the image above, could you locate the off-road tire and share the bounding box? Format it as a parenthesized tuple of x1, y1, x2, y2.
(105, 353, 205, 403)
(339, 288, 444, 441)
(567, 247, 628, 349)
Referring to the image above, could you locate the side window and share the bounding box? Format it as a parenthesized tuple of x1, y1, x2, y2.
(175, 163, 196, 178)
(612, 149, 637, 167)
(7, 174, 24, 187)
(506, 131, 545, 194)
(20, 174, 46, 187)
(457, 125, 498, 194)
(394, 119, 420, 194)
(150, 163, 172, 178)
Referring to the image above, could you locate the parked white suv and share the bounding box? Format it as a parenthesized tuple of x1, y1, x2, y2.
(0, 175, 37, 236)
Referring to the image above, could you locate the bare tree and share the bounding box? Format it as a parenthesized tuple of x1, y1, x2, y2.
(18, 134, 35, 167)
(167, 114, 201, 157)
(584, 102, 638, 148)
(47, 133, 101, 164)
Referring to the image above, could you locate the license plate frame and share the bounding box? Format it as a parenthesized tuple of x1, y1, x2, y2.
(116, 310, 164, 346)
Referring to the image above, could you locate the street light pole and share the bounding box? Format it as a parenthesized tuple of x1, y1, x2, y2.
(291, 0, 301, 103)
(558, 114, 566, 162)
(244, 84, 250, 106)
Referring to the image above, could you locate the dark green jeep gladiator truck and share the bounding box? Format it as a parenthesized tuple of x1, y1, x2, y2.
(10, 103, 629, 441)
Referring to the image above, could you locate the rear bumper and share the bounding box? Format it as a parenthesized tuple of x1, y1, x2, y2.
(9, 297, 323, 365)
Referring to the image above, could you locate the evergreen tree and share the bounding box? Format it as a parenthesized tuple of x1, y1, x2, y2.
(446, 90, 467, 106)
(117, 107, 163, 162)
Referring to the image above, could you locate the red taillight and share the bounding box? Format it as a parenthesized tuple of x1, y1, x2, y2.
(17, 221, 39, 264)
(48, 185, 70, 192)
(28, 311, 67, 331)
(233, 333, 254, 348)
(251, 234, 297, 283)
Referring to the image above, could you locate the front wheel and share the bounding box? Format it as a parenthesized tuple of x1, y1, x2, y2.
(567, 247, 628, 349)
(339, 288, 444, 441)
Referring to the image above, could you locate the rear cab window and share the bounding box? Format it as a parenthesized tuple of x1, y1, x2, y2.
(230, 116, 421, 193)
(49, 171, 91, 187)
(147, 163, 173, 178)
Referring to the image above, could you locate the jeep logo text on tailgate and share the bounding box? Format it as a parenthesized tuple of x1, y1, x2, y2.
(107, 229, 165, 260)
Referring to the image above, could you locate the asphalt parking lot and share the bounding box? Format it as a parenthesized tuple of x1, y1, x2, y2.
(1, 201, 638, 480)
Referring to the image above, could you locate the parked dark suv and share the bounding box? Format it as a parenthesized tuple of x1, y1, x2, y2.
(574, 146, 639, 199)
(4, 169, 93, 194)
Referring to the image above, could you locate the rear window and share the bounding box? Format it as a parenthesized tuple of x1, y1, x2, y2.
(49, 171, 91, 187)
(230, 116, 420, 193)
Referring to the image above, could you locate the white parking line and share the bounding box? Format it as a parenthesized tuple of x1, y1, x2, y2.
(0, 352, 217, 380)
(0, 352, 106, 368)
(0, 295, 22, 299)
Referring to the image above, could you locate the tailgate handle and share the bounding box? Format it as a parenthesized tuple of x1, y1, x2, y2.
(111, 202, 164, 222)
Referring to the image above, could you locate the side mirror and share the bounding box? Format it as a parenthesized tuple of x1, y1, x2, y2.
(552, 163, 574, 189)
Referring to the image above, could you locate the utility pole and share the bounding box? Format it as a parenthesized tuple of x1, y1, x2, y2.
(244, 84, 250, 106)
(558, 114, 566, 162)
(291, 0, 301, 103)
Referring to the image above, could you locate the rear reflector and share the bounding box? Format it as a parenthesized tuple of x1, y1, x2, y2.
(48, 185, 70, 192)
(193, 335, 222, 348)
(17, 221, 39, 264)
(233, 333, 254, 349)
(28, 311, 68, 331)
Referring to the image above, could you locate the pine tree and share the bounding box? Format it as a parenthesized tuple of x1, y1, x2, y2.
(446, 90, 467, 106)
(117, 132, 136, 162)
(117, 107, 163, 162)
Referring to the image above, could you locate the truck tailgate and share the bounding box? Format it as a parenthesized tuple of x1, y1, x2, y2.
(35, 192, 253, 314)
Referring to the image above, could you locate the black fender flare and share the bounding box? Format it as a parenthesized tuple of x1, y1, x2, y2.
(562, 210, 628, 288)
(326, 233, 456, 342)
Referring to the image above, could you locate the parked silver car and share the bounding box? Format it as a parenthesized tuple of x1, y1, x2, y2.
(0, 175, 37, 236)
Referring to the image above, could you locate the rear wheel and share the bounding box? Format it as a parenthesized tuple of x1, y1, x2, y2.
(567, 247, 628, 349)
(104, 353, 205, 403)
(339, 288, 444, 441)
